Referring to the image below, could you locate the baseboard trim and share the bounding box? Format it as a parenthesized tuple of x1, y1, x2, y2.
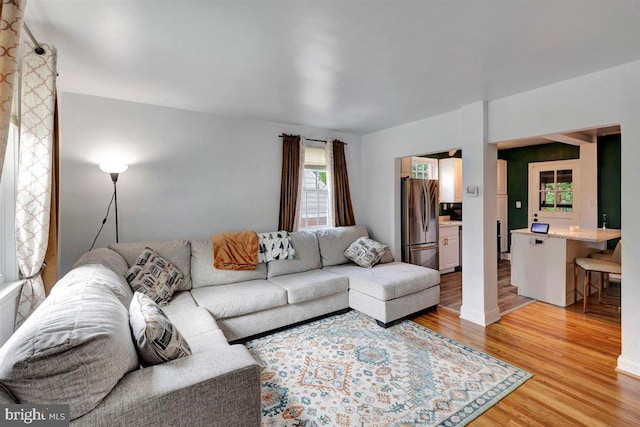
(616, 354, 640, 379)
(459, 305, 501, 327)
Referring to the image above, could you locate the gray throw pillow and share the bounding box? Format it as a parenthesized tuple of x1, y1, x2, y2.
(126, 247, 184, 306)
(129, 292, 192, 366)
(344, 237, 390, 268)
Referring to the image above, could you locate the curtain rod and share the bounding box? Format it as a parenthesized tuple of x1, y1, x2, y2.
(279, 134, 348, 145)
(23, 23, 46, 55)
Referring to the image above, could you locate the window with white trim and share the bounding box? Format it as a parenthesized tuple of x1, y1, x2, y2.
(412, 157, 438, 179)
(300, 146, 329, 230)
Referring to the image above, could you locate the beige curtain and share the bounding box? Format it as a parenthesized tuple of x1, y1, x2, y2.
(0, 0, 26, 177)
(15, 41, 57, 327)
(278, 134, 306, 232)
(42, 97, 59, 294)
(330, 140, 356, 227)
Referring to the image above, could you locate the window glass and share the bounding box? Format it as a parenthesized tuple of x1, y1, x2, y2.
(411, 158, 438, 179)
(300, 146, 329, 230)
(538, 169, 573, 212)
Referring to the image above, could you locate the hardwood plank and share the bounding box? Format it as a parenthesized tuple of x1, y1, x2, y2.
(411, 303, 639, 425)
(440, 260, 535, 314)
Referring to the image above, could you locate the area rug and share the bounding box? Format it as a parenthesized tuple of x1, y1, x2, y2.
(245, 310, 532, 427)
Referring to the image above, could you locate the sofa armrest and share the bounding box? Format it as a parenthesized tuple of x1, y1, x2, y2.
(71, 345, 261, 427)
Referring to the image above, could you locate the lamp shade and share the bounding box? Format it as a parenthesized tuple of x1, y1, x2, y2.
(99, 164, 129, 174)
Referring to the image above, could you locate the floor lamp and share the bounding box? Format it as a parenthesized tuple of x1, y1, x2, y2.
(99, 164, 128, 243)
(89, 164, 128, 250)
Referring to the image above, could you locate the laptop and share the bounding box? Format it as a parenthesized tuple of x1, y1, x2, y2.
(531, 223, 550, 234)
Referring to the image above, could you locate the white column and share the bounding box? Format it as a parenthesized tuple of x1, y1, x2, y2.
(618, 111, 640, 377)
(459, 101, 501, 326)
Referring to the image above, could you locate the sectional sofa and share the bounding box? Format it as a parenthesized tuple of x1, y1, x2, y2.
(0, 225, 440, 426)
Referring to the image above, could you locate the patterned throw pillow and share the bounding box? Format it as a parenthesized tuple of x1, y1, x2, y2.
(258, 231, 296, 263)
(344, 237, 390, 268)
(126, 247, 184, 306)
(129, 292, 192, 366)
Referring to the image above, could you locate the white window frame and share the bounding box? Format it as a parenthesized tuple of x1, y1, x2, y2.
(0, 123, 20, 282)
(299, 145, 330, 231)
(411, 157, 438, 179)
(528, 160, 580, 227)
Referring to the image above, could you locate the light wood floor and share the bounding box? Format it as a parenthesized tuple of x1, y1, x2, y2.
(440, 260, 535, 314)
(412, 302, 638, 425)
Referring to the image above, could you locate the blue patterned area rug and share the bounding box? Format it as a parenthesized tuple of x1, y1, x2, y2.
(245, 310, 532, 427)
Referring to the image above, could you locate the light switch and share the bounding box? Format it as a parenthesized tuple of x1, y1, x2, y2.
(515, 201, 522, 208)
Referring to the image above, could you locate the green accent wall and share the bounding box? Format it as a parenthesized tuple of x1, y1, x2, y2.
(597, 134, 621, 249)
(498, 143, 580, 250)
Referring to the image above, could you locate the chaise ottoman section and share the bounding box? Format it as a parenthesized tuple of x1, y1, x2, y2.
(324, 262, 440, 327)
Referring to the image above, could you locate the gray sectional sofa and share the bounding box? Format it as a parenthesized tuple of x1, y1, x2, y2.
(0, 225, 440, 426)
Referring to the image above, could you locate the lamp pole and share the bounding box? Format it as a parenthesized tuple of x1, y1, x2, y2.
(110, 172, 120, 243)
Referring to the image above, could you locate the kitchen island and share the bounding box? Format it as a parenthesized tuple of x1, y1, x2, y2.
(510, 227, 621, 307)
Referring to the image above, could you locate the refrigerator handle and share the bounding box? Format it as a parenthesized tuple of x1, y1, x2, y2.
(422, 183, 429, 233)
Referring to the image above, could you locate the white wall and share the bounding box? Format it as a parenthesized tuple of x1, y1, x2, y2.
(488, 60, 640, 378)
(360, 60, 640, 377)
(59, 93, 362, 274)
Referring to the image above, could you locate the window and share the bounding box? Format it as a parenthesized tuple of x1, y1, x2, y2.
(0, 123, 19, 281)
(528, 159, 579, 228)
(411, 157, 438, 179)
(539, 169, 573, 212)
(300, 146, 329, 229)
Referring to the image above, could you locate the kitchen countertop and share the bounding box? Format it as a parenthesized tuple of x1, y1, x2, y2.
(439, 220, 462, 227)
(511, 227, 621, 243)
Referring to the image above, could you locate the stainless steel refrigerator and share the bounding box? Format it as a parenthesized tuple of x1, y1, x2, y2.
(401, 177, 439, 270)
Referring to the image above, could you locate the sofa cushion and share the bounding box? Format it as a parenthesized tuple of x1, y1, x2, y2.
(126, 247, 183, 306)
(52, 263, 134, 308)
(129, 292, 192, 366)
(159, 290, 198, 317)
(258, 230, 295, 263)
(191, 238, 267, 287)
(0, 265, 139, 421)
(268, 270, 349, 304)
(379, 250, 394, 264)
(190, 280, 287, 319)
(344, 237, 390, 268)
(324, 262, 440, 301)
(267, 231, 322, 279)
(109, 239, 192, 291)
(164, 307, 227, 354)
(72, 247, 129, 277)
(316, 225, 368, 267)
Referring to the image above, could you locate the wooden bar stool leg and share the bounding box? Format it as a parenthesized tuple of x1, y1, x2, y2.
(583, 270, 590, 313)
(598, 272, 603, 302)
(574, 263, 578, 304)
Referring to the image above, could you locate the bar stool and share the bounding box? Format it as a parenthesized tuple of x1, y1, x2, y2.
(573, 241, 621, 312)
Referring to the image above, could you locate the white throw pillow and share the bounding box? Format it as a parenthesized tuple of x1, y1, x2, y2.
(258, 230, 295, 263)
(344, 237, 390, 268)
(125, 247, 184, 306)
(129, 292, 192, 366)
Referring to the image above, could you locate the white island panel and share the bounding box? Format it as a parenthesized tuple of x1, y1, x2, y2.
(510, 228, 620, 307)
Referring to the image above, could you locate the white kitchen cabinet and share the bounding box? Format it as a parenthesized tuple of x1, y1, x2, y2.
(497, 159, 507, 195)
(400, 157, 412, 178)
(497, 194, 508, 253)
(439, 225, 460, 272)
(439, 158, 462, 203)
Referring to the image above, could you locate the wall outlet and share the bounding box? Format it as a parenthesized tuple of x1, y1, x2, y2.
(516, 201, 522, 209)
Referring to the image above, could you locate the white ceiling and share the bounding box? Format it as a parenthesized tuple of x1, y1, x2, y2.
(26, 1, 640, 135)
